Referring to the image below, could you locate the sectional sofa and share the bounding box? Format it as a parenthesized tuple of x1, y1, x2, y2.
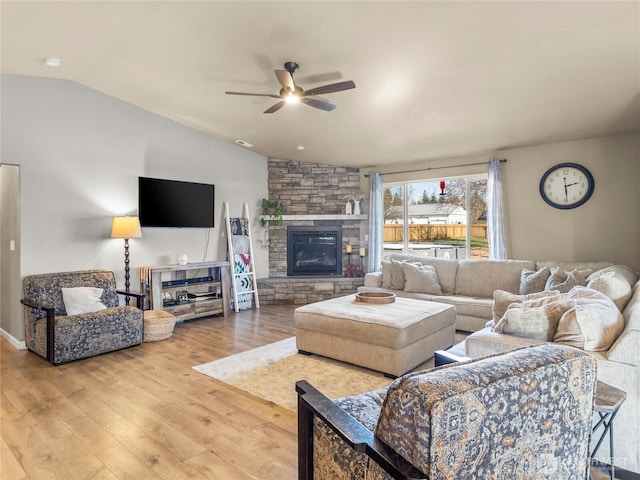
(362, 254, 618, 332)
(361, 253, 640, 474)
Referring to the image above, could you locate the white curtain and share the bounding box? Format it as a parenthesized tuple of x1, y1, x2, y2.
(367, 172, 384, 272)
(488, 158, 508, 259)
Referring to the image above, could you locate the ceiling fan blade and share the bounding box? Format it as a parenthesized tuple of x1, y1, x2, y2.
(301, 97, 336, 112)
(226, 91, 280, 99)
(274, 69, 295, 92)
(264, 101, 286, 114)
(303, 80, 356, 96)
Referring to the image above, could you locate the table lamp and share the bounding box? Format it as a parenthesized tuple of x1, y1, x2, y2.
(111, 215, 142, 305)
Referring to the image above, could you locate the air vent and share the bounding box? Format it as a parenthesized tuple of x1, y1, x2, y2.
(235, 139, 254, 148)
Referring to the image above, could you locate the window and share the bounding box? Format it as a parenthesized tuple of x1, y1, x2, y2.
(382, 175, 489, 260)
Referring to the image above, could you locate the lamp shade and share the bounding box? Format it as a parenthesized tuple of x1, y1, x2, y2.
(111, 216, 142, 239)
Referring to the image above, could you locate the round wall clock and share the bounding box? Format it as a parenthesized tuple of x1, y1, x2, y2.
(539, 163, 595, 209)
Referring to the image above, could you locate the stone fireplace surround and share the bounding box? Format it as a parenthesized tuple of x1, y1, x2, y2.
(257, 159, 367, 304)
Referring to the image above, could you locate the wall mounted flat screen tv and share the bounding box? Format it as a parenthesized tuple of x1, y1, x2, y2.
(138, 177, 215, 228)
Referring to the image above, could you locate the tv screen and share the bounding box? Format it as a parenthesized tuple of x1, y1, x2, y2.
(138, 177, 215, 228)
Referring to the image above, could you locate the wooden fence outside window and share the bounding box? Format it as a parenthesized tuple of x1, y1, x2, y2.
(383, 224, 488, 242)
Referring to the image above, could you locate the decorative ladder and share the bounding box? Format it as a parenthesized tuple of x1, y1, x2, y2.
(224, 202, 260, 312)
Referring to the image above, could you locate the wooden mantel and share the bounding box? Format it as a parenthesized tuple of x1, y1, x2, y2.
(260, 214, 368, 221)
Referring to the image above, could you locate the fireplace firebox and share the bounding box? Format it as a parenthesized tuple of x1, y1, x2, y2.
(287, 226, 342, 277)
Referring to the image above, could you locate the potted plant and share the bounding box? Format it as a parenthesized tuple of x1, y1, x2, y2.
(260, 199, 284, 227)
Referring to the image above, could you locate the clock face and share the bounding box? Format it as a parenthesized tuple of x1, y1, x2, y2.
(539, 163, 594, 209)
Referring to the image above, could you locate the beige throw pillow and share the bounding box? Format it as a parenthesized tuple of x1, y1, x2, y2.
(519, 267, 551, 295)
(545, 267, 591, 293)
(402, 256, 458, 294)
(381, 259, 413, 290)
(402, 263, 442, 295)
(553, 287, 624, 352)
(492, 289, 561, 324)
(62, 287, 107, 315)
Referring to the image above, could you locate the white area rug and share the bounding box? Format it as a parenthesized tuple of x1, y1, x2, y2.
(193, 337, 393, 410)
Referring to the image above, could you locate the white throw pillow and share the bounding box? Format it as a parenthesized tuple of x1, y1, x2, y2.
(494, 297, 574, 341)
(62, 287, 107, 315)
(553, 286, 624, 352)
(587, 271, 633, 311)
(587, 265, 638, 287)
(402, 263, 442, 295)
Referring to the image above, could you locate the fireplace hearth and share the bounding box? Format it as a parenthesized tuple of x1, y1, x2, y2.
(287, 226, 342, 277)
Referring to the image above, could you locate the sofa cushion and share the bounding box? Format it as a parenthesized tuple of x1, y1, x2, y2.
(545, 267, 591, 293)
(536, 261, 613, 273)
(623, 281, 640, 330)
(465, 327, 546, 357)
(519, 267, 550, 294)
(61, 287, 107, 315)
(553, 287, 624, 352)
(455, 259, 535, 297)
(433, 295, 493, 319)
(587, 271, 633, 311)
(402, 263, 442, 295)
(493, 289, 562, 323)
(607, 330, 640, 367)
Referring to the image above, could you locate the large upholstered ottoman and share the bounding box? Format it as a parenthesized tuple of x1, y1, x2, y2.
(295, 295, 456, 376)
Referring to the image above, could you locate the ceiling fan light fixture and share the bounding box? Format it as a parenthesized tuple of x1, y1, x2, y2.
(285, 93, 300, 104)
(227, 61, 355, 113)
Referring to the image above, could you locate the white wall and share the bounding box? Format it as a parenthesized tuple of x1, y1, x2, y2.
(363, 132, 640, 270)
(1, 74, 269, 340)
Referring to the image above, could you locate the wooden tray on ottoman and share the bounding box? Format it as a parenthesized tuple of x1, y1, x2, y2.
(355, 291, 396, 304)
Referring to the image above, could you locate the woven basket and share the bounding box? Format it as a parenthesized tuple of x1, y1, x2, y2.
(143, 310, 176, 342)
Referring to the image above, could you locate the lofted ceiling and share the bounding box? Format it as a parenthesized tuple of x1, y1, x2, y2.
(1, 1, 638, 168)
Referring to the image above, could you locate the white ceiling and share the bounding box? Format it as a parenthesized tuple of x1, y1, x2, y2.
(2, 1, 639, 168)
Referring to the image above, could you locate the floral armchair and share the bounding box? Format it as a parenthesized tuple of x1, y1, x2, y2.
(21, 269, 144, 365)
(297, 344, 597, 480)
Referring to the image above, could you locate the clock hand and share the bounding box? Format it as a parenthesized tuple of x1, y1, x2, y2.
(566, 182, 579, 187)
(563, 178, 568, 201)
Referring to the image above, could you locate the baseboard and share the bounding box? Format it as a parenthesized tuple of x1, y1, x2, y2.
(0, 328, 26, 350)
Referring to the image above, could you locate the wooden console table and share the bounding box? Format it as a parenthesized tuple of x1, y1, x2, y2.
(142, 261, 231, 321)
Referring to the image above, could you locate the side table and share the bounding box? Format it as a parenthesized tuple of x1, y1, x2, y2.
(590, 380, 627, 480)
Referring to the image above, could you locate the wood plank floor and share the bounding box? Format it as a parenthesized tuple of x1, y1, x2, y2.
(1, 304, 631, 480)
(1, 305, 299, 480)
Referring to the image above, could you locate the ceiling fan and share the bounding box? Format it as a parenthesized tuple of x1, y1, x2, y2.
(225, 61, 355, 114)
